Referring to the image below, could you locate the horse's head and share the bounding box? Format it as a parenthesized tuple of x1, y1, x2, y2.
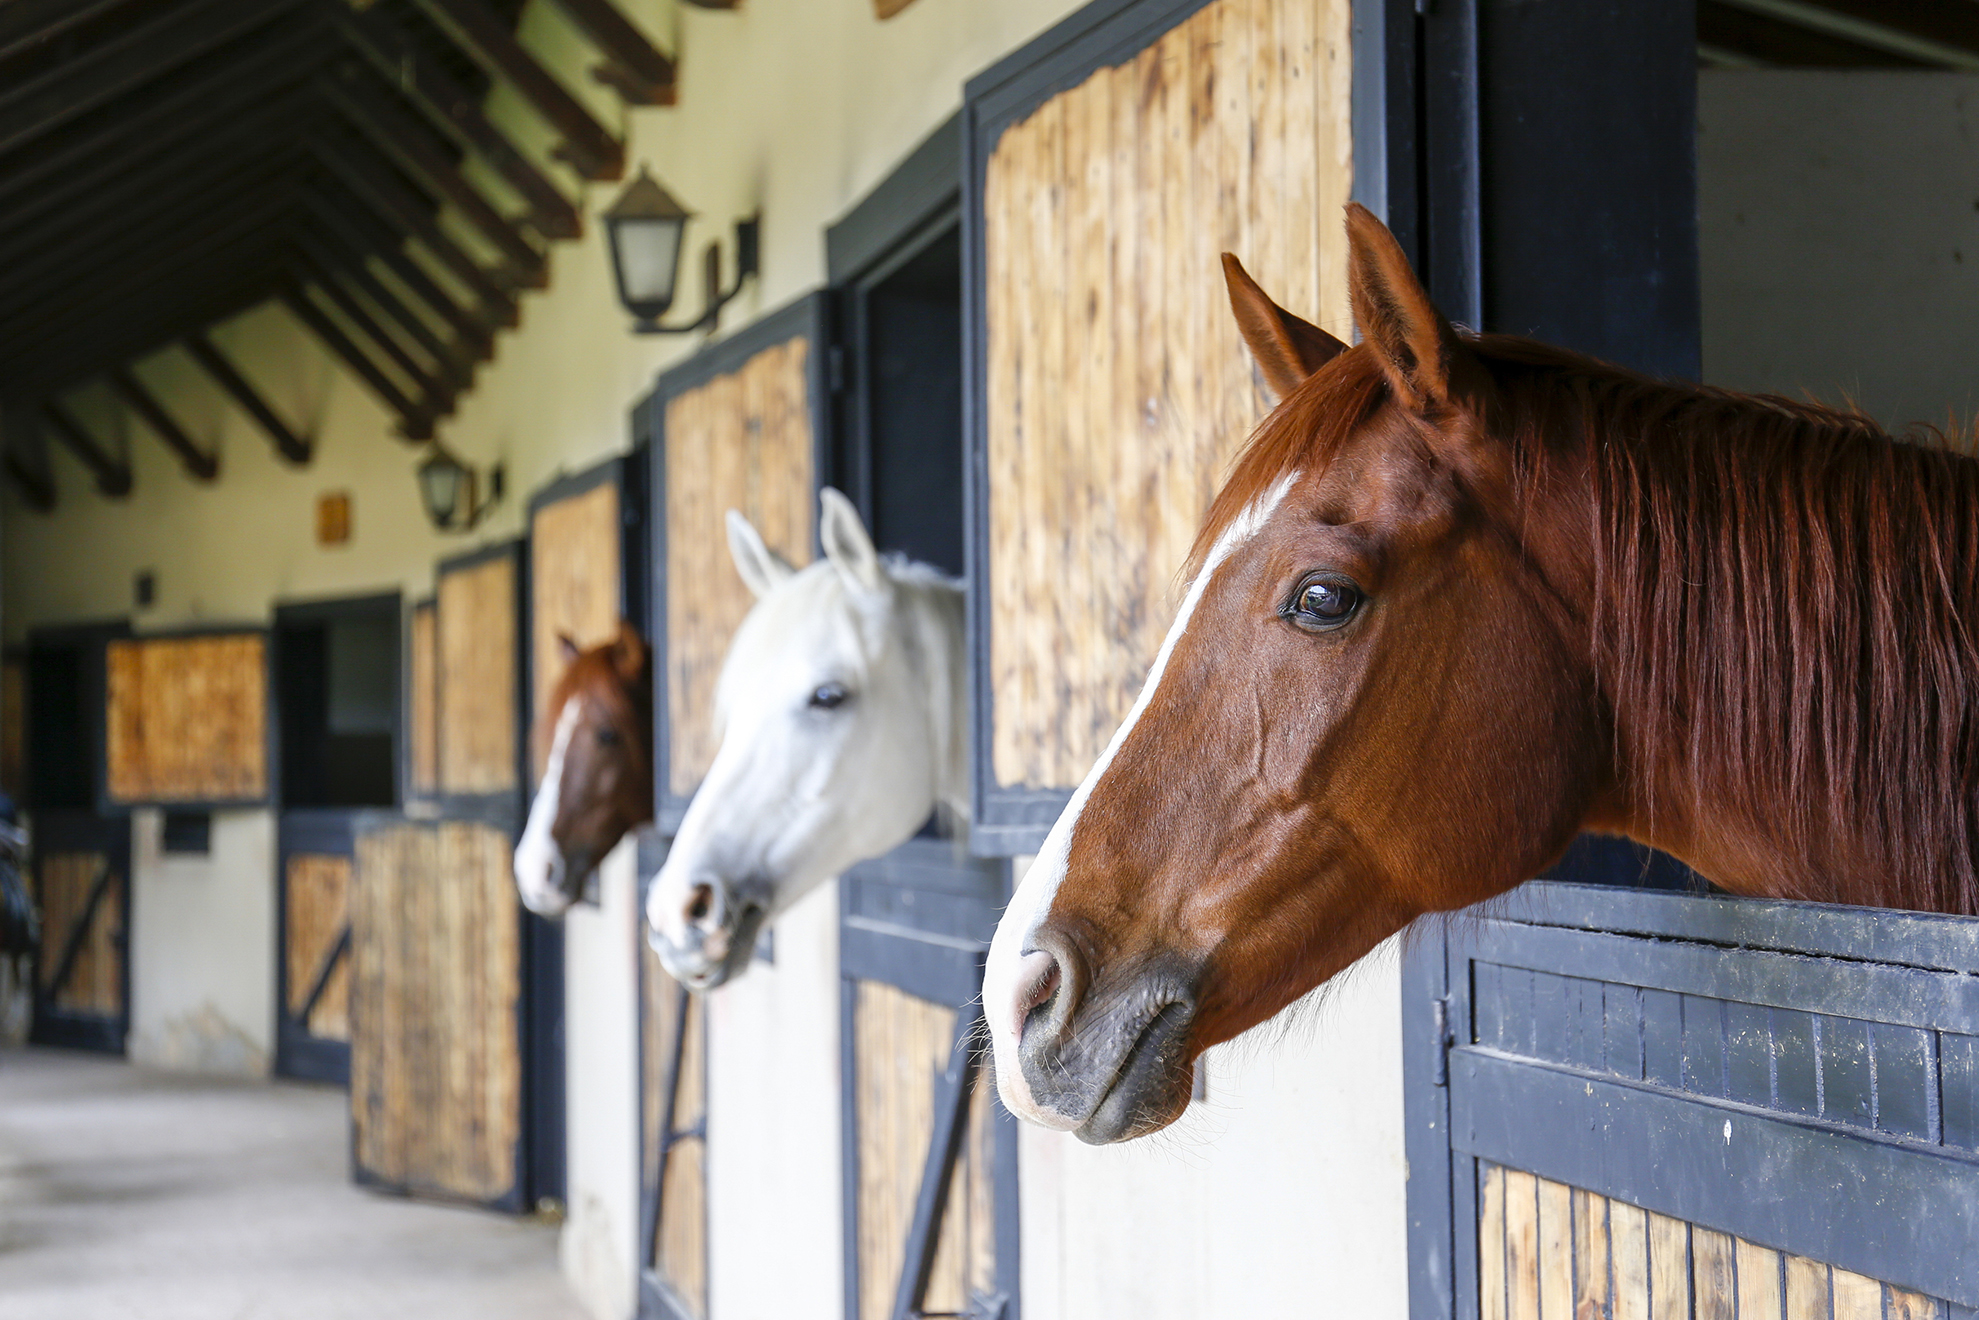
(984, 204, 1610, 1142)
(515, 622, 655, 917)
(646, 488, 966, 989)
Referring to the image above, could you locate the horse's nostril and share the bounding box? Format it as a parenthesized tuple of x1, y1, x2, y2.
(1012, 949, 1061, 1043)
(686, 884, 714, 923)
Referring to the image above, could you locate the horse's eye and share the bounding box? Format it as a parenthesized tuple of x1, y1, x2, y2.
(1284, 575, 1364, 633)
(594, 724, 619, 746)
(809, 682, 850, 711)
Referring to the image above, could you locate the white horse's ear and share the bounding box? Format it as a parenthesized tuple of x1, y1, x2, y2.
(819, 487, 885, 596)
(727, 510, 795, 600)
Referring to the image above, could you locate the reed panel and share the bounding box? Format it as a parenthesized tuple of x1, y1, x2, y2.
(35, 851, 120, 1015)
(350, 819, 521, 1204)
(663, 337, 814, 796)
(409, 602, 438, 798)
(530, 480, 622, 770)
(437, 554, 518, 796)
(981, 0, 1354, 789)
(104, 633, 266, 803)
(284, 852, 350, 1041)
(642, 939, 708, 1318)
(852, 979, 996, 1320)
(1478, 1162, 1952, 1320)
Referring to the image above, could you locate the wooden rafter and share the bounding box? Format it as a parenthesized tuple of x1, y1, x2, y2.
(298, 246, 466, 407)
(41, 401, 133, 498)
(542, 0, 676, 104)
(408, 0, 624, 180)
(283, 287, 436, 441)
(184, 334, 311, 466)
(108, 368, 218, 482)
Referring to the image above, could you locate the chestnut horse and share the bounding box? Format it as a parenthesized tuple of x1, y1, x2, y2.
(514, 622, 654, 916)
(984, 202, 1979, 1145)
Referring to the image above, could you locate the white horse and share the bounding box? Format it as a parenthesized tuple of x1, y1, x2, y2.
(645, 488, 969, 989)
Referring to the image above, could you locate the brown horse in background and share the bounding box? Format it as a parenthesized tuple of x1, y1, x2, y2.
(514, 622, 654, 916)
(985, 202, 1979, 1145)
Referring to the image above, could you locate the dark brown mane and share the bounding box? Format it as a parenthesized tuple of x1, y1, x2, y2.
(1195, 337, 1979, 914)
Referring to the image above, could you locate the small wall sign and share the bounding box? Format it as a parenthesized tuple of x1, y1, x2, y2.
(317, 491, 352, 546)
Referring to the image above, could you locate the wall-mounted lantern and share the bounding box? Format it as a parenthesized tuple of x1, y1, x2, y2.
(417, 444, 503, 532)
(603, 167, 759, 335)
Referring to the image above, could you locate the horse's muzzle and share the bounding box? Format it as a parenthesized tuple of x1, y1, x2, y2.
(646, 874, 770, 990)
(1012, 932, 1199, 1143)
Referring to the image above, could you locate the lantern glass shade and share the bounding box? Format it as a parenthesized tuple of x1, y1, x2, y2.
(604, 169, 693, 322)
(418, 449, 473, 530)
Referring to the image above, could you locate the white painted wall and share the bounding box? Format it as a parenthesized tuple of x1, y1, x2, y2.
(1699, 70, 1979, 432)
(126, 807, 274, 1076)
(561, 837, 643, 1320)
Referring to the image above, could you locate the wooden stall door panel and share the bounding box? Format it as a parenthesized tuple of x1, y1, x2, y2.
(351, 819, 521, 1205)
(36, 851, 122, 1014)
(437, 555, 518, 796)
(1, 657, 23, 799)
(409, 603, 438, 799)
(981, 0, 1354, 792)
(105, 634, 267, 803)
(643, 939, 708, 1319)
(530, 480, 622, 752)
(285, 853, 350, 1041)
(664, 336, 815, 797)
(1477, 1164, 1958, 1320)
(853, 979, 996, 1320)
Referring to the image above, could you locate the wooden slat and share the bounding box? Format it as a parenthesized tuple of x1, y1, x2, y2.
(1830, 1268, 1884, 1320)
(1611, 1198, 1651, 1320)
(1647, 1209, 1692, 1320)
(1735, 1238, 1784, 1320)
(1692, 1226, 1737, 1320)
(1885, 1286, 1940, 1320)
(529, 479, 621, 745)
(409, 602, 438, 798)
(1536, 1176, 1572, 1320)
(663, 338, 813, 796)
(1784, 1255, 1831, 1320)
(981, 0, 1355, 791)
(285, 853, 350, 1041)
(643, 940, 707, 1318)
(349, 820, 520, 1203)
(437, 553, 517, 795)
(853, 980, 995, 1320)
(1480, 1164, 1507, 1320)
(105, 633, 266, 803)
(36, 851, 119, 1015)
(1504, 1168, 1540, 1320)
(1572, 1186, 1610, 1320)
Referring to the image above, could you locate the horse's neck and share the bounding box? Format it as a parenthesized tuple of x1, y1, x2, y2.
(890, 571, 971, 828)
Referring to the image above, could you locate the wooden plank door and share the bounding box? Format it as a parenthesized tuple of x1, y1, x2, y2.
(350, 541, 537, 1212)
(29, 810, 129, 1053)
(276, 812, 354, 1082)
(1406, 886, 1979, 1320)
(840, 842, 1017, 1320)
(962, 0, 1355, 854)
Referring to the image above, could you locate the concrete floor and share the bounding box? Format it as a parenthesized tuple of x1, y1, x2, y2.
(0, 1047, 587, 1320)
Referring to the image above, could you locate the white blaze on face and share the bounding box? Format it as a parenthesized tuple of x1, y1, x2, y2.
(982, 474, 1298, 1127)
(514, 697, 582, 917)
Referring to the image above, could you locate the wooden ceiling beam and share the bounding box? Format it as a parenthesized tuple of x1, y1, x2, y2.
(1711, 0, 1979, 67)
(0, 0, 308, 158)
(304, 188, 499, 352)
(0, 81, 316, 255)
(310, 135, 520, 327)
(320, 71, 547, 287)
(542, 0, 675, 105)
(4, 453, 56, 511)
(282, 286, 437, 441)
(0, 196, 298, 373)
(108, 367, 218, 482)
(333, 3, 582, 240)
(41, 400, 132, 498)
(407, 0, 624, 180)
(0, 0, 156, 67)
(184, 333, 311, 466)
(299, 247, 465, 408)
(0, 16, 327, 213)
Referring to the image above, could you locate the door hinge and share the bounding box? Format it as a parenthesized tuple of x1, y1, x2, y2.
(1431, 995, 1454, 1087)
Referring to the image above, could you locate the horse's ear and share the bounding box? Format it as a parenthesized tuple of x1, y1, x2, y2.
(609, 619, 647, 680)
(558, 633, 582, 665)
(1222, 253, 1347, 401)
(819, 487, 885, 596)
(1345, 202, 1469, 413)
(726, 509, 795, 600)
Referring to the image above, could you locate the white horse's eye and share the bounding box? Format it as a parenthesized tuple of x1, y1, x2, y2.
(808, 682, 850, 711)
